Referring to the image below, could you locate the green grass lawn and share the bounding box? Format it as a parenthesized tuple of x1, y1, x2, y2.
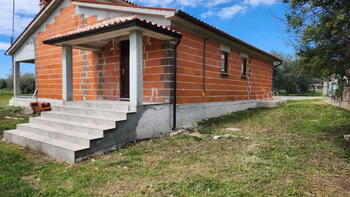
(278, 92, 323, 97)
(0, 90, 13, 106)
(1, 99, 350, 196)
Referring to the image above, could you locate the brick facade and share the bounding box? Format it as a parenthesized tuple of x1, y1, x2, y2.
(36, 3, 173, 102)
(175, 30, 273, 104)
(35, 2, 273, 104)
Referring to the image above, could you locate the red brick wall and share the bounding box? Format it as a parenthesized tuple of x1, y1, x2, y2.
(72, 42, 121, 101)
(143, 37, 174, 103)
(36, 4, 78, 99)
(35, 3, 171, 102)
(175, 30, 273, 104)
(36, 4, 124, 101)
(35, 3, 272, 104)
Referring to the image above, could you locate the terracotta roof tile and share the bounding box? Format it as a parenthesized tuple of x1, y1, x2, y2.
(46, 15, 180, 42)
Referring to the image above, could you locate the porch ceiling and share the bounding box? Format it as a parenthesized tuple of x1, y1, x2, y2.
(43, 16, 182, 51)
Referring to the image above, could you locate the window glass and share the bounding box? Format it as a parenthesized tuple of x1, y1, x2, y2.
(241, 57, 247, 77)
(221, 52, 228, 74)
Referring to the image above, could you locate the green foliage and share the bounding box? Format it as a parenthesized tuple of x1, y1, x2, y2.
(0, 79, 6, 89)
(5, 74, 12, 90)
(272, 52, 320, 94)
(1, 73, 36, 94)
(0, 90, 13, 106)
(20, 73, 36, 94)
(279, 92, 322, 97)
(283, 0, 350, 78)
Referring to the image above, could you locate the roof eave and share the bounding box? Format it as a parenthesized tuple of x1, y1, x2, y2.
(43, 19, 182, 45)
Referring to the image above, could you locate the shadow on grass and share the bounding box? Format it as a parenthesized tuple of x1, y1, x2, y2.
(197, 107, 275, 132)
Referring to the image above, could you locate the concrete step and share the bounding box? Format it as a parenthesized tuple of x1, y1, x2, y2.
(41, 111, 124, 128)
(17, 123, 101, 146)
(29, 117, 109, 136)
(4, 129, 89, 163)
(52, 105, 128, 119)
(63, 101, 130, 111)
(3, 101, 136, 163)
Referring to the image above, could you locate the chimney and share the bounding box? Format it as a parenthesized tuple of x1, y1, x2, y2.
(40, 0, 52, 9)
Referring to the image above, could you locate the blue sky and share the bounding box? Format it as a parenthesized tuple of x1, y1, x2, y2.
(0, 0, 293, 79)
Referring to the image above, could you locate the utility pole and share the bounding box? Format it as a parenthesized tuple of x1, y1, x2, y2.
(11, 0, 15, 44)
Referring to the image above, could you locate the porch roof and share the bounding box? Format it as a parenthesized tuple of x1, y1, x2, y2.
(43, 15, 182, 49)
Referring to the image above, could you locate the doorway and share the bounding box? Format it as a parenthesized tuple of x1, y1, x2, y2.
(120, 40, 130, 100)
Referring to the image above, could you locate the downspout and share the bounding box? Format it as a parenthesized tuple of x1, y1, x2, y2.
(273, 60, 283, 68)
(248, 56, 253, 104)
(202, 39, 207, 94)
(172, 38, 181, 131)
(272, 60, 283, 97)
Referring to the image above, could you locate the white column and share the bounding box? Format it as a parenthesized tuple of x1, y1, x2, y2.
(129, 30, 143, 110)
(62, 45, 73, 101)
(13, 61, 20, 97)
(323, 81, 329, 96)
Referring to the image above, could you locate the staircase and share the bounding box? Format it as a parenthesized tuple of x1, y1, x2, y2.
(4, 101, 135, 163)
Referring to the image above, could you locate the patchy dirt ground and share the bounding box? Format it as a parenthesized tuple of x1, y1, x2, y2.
(1, 100, 350, 196)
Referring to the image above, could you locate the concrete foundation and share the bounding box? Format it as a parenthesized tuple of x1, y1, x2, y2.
(9, 97, 63, 107)
(9, 97, 286, 136)
(324, 97, 350, 111)
(5, 97, 285, 162)
(176, 100, 257, 127)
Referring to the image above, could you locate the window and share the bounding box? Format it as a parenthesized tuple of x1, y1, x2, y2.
(241, 57, 247, 78)
(220, 52, 229, 75)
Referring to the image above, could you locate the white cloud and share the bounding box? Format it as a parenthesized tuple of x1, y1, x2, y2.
(133, 0, 231, 8)
(0, 0, 279, 40)
(216, 0, 277, 19)
(131, 0, 278, 19)
(244, 0, 276, 7)
(206, 0, 231, 7)
(0, 42, 11, 50)
(0, 0, 39, 37)
(201, 10, 215, 18)
(218, 5, 247, 19)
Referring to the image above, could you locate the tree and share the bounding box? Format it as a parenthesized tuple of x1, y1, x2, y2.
(273, 52, 320, 94)
(20, 73, 36, 94)
(5, 73, 36, 94)
(6, 74, 13, 90)
(283, 0, 350, 80)
(0, 78, 7, 89)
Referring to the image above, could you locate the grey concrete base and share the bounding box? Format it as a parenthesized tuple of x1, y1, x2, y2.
(324, 97, 350, 110)
(3, 101, 133, 163)
(4, 98, 285, 163)
(176, 100, 257, 128)
(4, 129, 90, 163)
(135, 99, 285, 138)
(9, 97, 63, 107)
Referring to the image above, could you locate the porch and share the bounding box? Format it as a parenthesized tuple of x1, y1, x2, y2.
(41, 16, 181, 111)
